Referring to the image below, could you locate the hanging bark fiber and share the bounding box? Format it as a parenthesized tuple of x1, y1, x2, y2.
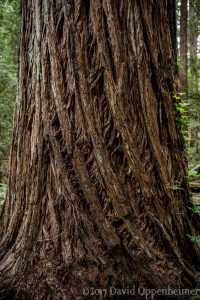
(0, 0, 200, 299)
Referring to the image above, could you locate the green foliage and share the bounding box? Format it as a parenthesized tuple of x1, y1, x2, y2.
(187, 234, 200, 243)
(167, 179, 185, 193)
(172, 92, 189, 142)
(0, 182, 6, 204)
(188, 203, 200, 214)
(188, 169, 200, 180)
(169, 181, 184, 191)
(187, 194, 200, 214)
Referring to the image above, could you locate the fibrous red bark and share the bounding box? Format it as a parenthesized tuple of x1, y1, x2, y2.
(0, 1, 200, 299)
(179, 0, 188, 99)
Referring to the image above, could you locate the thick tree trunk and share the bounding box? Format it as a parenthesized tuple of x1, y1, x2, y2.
(179, 0, 188, 99)
(0, 0, 200, 299)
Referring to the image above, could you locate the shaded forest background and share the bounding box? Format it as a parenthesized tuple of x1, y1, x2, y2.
(0, 0, 200, 205)
(0, 0, 19, 204)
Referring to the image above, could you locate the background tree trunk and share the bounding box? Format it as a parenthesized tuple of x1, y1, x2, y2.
(188, 0, 200, 164)
(0, 0, 200, 299)
(179, 0, 188, 99)
(189, 0, 198, 95)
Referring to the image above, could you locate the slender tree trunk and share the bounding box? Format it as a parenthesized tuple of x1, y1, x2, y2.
(189, 0, 198, 94)
(179, 0, 188, 99)
(0, 1, 200, 299)
(188, 1, 199, 152)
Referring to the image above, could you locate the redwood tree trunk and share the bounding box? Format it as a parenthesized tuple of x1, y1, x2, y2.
(179, 0, 188, 99)
(0, 1, 200, 299)
(189, 0, 198, 94)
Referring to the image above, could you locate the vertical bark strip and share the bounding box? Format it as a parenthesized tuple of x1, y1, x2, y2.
(189, 0, 198, 94)
(0, 0, 200, 299)
(179, 0, 188, 99)
(167, 0, 177, 61)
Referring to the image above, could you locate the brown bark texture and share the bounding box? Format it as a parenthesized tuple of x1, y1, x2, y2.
(179, 0, 188, 98)
(0, 0, 200, 299)
(189, 0, 198, 94)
